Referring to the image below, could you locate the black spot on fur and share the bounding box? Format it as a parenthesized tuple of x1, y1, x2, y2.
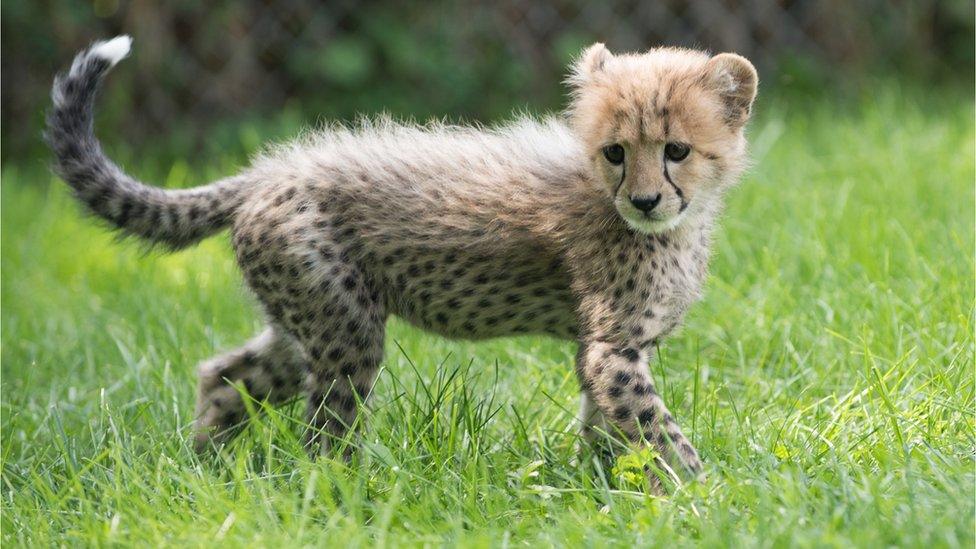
(336, 394, 356, 412)
(619, 347, 639, 362)
(638, 408, 655, 425)
(613, 371, 632, 385)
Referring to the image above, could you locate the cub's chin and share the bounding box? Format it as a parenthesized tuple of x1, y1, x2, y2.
(615, 203, 686, 235)
(621, 214, 685, 235)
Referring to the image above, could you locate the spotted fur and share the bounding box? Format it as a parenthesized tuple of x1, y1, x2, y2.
(47, 37, 757, 489)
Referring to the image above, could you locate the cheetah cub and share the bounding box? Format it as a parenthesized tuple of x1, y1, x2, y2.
(47, 36, 757, 487)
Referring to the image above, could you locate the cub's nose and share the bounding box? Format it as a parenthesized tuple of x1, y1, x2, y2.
(630, 193, 662, 213)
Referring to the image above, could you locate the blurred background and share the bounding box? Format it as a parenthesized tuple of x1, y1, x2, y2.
(2, 0, 973, 166)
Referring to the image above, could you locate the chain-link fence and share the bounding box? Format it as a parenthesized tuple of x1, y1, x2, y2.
(3, 1, 972, 161)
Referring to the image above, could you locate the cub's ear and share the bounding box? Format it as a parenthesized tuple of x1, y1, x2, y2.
(567, 43, 613, 87)
(704, 53, 758, 126)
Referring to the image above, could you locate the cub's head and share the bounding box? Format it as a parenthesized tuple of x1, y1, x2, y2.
(567, 44, 758, 234)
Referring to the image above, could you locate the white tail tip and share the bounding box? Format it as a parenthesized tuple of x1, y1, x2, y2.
(90, 35, 132, 67)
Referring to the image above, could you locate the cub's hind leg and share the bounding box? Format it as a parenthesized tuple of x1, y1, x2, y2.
(233, 188, 388, 456)
(290, 271, 387, 456)
(194, 326, 306, 452)
(253, 254, 387, 456)
(300, 313, 385, 456)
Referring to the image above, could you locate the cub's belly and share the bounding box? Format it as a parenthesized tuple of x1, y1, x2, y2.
(381, 249, 577, 340)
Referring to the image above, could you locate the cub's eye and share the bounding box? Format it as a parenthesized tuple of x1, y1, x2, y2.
(664, 142, 691, 162)
(602, 144, 625, 165)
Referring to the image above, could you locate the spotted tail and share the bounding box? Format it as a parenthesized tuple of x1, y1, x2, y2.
(45, 36, 253, 250)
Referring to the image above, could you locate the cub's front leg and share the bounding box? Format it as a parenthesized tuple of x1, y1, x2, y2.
(575, 338, 703, 488)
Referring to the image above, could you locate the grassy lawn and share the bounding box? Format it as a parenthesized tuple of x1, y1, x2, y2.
(2, 88, 973, 547)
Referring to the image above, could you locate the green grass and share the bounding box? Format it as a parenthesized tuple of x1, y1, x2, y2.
(2, 88, 974, 547)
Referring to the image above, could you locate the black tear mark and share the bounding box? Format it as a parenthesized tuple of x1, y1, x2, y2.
(613, 162, 627, 198)
(662, 160, 688, 212)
